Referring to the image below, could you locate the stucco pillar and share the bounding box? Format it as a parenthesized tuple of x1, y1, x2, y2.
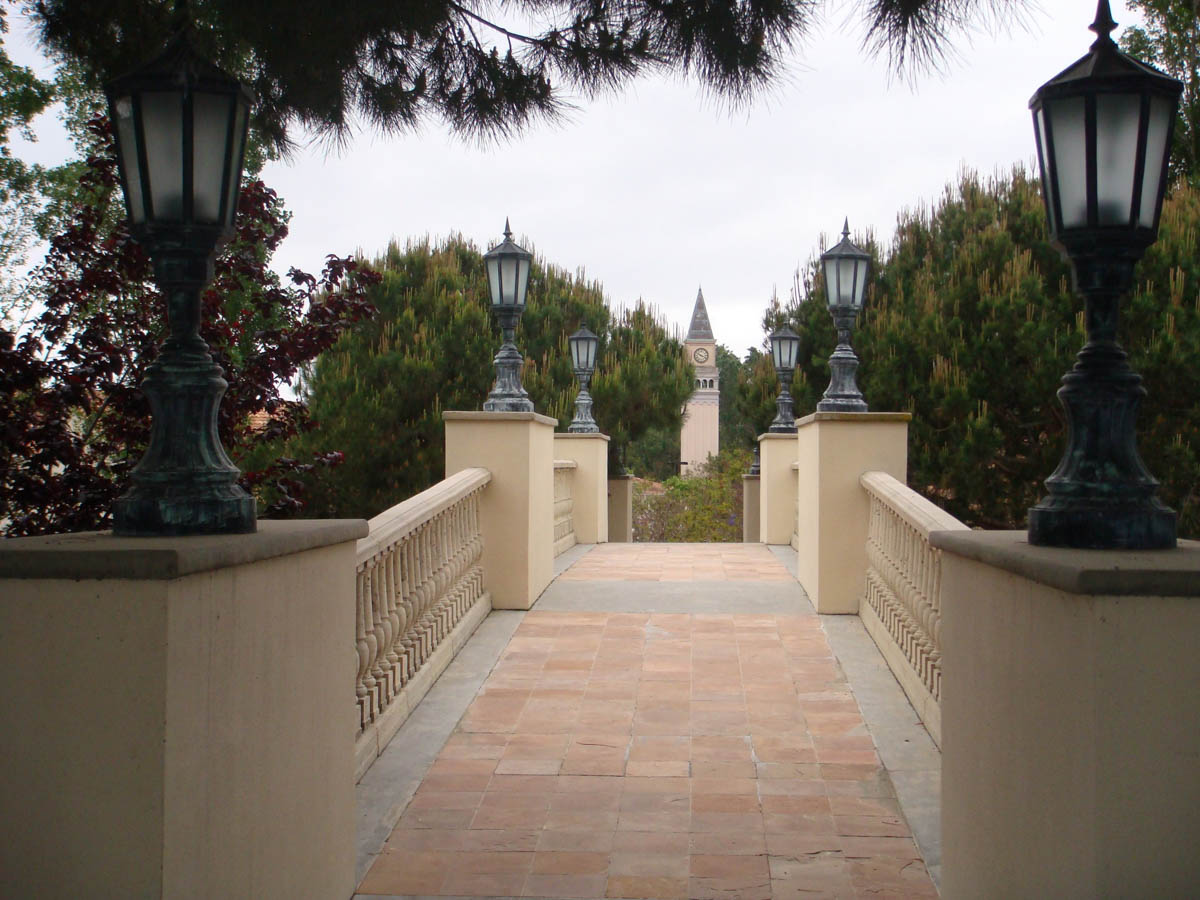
(553, 432, 610, 544)
(608, 475, 634, 542)
(932, 531, 1200, 899)
(0, 520, 365, 899)
(757, 432, 799, 545)
(742, 474, 761, 543)
(444, 410, 555, 609)
(794, 412, 909, 614)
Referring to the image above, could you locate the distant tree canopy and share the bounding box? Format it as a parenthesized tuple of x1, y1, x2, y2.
(1120, 0, 1200, 187)
(771, 167, 1200, 535)
(31, 0, 1028, 154)
(291, 235, 692, 518)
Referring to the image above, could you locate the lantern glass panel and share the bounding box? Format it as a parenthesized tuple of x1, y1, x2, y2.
(192, 91, 235, 223)
(822, 259, 837, 305)
(1140, 95, 1172, 227)
(486, 255, 502, 305)
(142, 91, 185, 221)
(224, 100, 249, 225)
(1034, 108, 1058, 231)
(1095, 93, 1141, 225)
(1048, 96, 1088, 228)
(500, 256, 519, 305)
(113, 96, 145, 223)
(839, 258, 859, 307)
(515, 258, 530, 307)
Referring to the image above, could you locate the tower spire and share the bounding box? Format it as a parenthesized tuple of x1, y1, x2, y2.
(686, 287, 714, 341)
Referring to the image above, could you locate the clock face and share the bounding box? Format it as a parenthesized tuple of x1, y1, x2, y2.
(693, 347, 710, 364)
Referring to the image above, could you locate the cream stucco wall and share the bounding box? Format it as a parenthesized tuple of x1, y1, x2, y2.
(936, 531, 1200, 899)
(554, 433, 609, 543)
(742, 474, 761, 543)
(608, 475, 634, 542)
(794, 412, 909, 614)
(0, 521, 363, 899)
(445, 411, 554, 609)
(757, 433, 799, 545)
(681, 390, 720, 474)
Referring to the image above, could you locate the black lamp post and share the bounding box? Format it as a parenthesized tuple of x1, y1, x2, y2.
(482, 219, 534, 412)
(817, 220, 870, 412)
(1027, 0, 1182, 549)
(567, 326, 600, 433)
(768, 325, 801, 432)
(105, 31, 255, 536)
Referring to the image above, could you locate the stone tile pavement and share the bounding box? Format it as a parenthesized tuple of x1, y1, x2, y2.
(355, 544, 939, 899)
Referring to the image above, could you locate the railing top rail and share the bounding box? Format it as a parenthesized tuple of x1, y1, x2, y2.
(357, 467, 491, 565)
(553, 459, 578, 469)
(860, 470, 968, 538)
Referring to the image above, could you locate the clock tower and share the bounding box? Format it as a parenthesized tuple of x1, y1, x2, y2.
(680, 287, 719, 474)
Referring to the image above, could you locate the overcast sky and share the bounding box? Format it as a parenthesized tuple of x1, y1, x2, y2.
(11, 2, 1139, 359)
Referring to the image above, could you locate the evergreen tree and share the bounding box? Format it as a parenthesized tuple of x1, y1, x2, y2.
(31, 0, 1030, 153)
(777, 167, 1200, 535)
(1120, 0, 1200, 186)
(293, 236, 692, 517)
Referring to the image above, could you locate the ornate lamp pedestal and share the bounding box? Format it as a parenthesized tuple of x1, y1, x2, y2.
(113, 252, 256, 536)
(768, 369, 797, 433)
(1027, 256, 1175, 548)
(483, 306, 534, 412)
(817, 308, 868, 413)
(567, 369, 599, 432)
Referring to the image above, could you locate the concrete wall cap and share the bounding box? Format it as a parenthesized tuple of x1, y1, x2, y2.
(0, 519, 368, 581)
(757, 432, 799, 442)
(930, 529, 1200, 596)
(553, 432, 611, 442)
(742, 474, 761, 481)
(443, 410, 558, 427)
(796, 411, 913, 427)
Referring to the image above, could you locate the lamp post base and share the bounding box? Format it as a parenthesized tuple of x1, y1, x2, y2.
(1028, 499, 1175, 550)
(484, 334, 534, 413)
(113, 347, 256, 537)
(818, 314, 868, 412)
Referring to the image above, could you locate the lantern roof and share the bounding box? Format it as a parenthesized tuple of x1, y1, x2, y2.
(686, 288, 714, 341)
(571, 325, 599, 341)
(1030, 0, 1181, 106)
(822, 219, 869, 261)
(107, 27, 253, 104)
(484, 218, 533, 261)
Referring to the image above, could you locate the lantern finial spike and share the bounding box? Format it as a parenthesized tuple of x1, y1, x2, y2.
(503, 217, 513, 241)
(1089, 0, 1117, 49)
(842, 218, 850, 240)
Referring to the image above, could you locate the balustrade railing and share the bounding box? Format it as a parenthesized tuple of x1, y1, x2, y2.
(553, 460, 577, 557)
(859, 471, 967, 746)
(354, 467, 491, 741)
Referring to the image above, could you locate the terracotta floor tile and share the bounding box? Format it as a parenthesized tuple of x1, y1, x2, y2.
(690, 760, 757, 779)
(397, 807, 476, 829)
(626, 760, 690, 777)
(523, 872, 609, 898)
(766, 832, 844, 855)
(360, 598, 935, 900)
(536, 829, 615, 852)
(833, 815, 912, 838)
(690, 811, 765, 833)
(621, 775, 691, 793)
(531, 850, 610, 875)
(839, 836, 922, 859)
(847, 856, 938, 897)
(689, 830, 767, 856)
(441, 870, 527, 896)
(629, 735, 691, 762)
(356, 848, 449, 895)
(471, 805, 550, 830)
(605, 874, 688, 898)
(489, 774, 560, 793)
(407, 790, 483, 811)
(612, 831, 690, 854)
(609, 851, 689, 878)
(458, 829, 541, 851)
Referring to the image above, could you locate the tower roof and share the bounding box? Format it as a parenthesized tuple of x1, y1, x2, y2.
(686, 288, 714, 341)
